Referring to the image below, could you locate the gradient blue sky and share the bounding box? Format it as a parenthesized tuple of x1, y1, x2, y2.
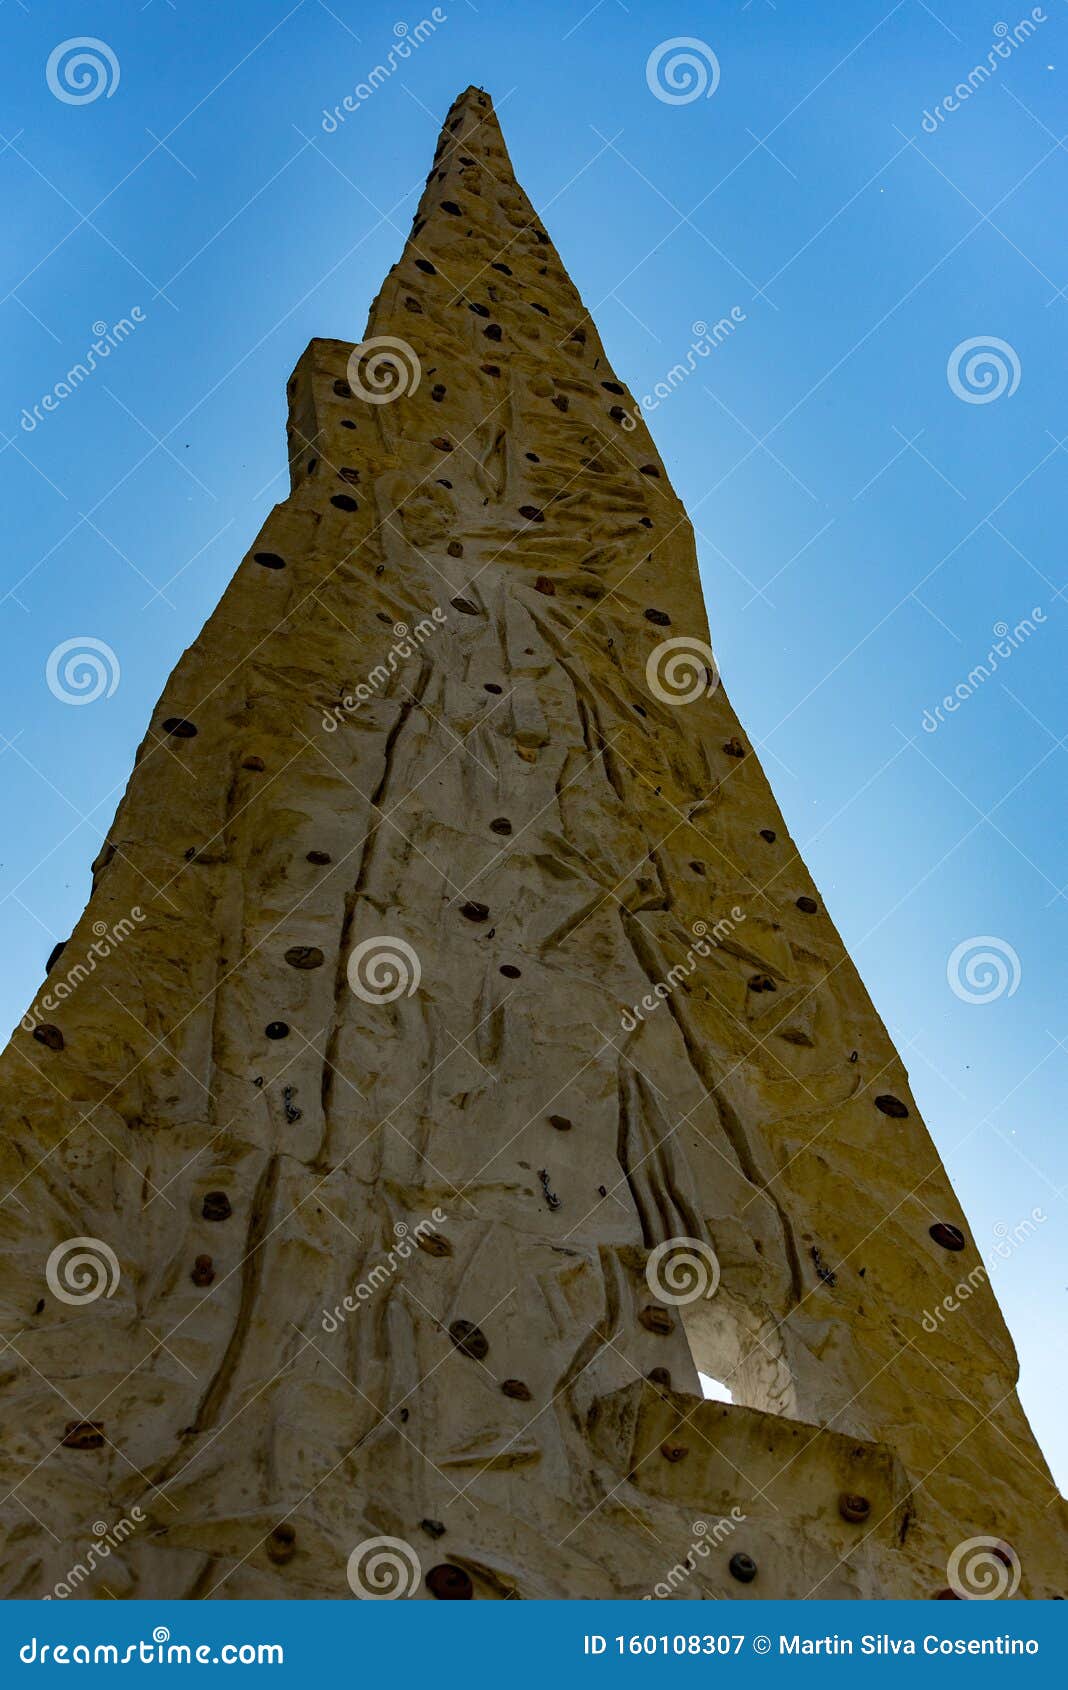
(2, 1, 1066, 1489)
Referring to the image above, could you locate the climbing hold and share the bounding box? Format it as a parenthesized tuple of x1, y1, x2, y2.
(483, 324, 503, 341)
(551, 395, 569, 412)
(644, 608, 671, 626)
(191, 1254, 214, 1287)
(440, 201, 463, 216)
(62, 1420, 105, 1450)
(431, 436, 454, 452)
(266, 1524, 296, 1565)
(332, 380, 349, 397)
(839, 1493, 870, 1524)
(284, 945, 325, 970)
(426, 1564, 473, 1600)
(447, 540, 464, 558)
(449, 1319, 489, 1361)
(306, 851, 331, 865)
(491, 262, 512, 275)
(480, 363, 501, 376)
(660, 1443, 688, 1463)
(489, 817, 512, 835)
(421, 1519, 446, 1538)
(647, 1367, 671, 1388)
(796, 896, 818, 914)
(468, 302, 490, 318)
(729, 1553, 757, 1584)
(403, 296, 423, 313)
(417, 1230, 452, 1258)
(254, 552, 286, 569)
(432, 383, 446, 401)
(534, 575, 555, 595)
(500, 965, 521, 979)
(875, 1094, 909, 1119)
(202, 1192, 232, 1222)
(640, 464, 660, 477)
(609, 406, 625, 422)
(330, 494, 358, 512)
(759, 829, 776, 843)
(45, 941, 66, 974)
(548, 1114, 572, 1132)
(162, 717, 197, 738)
(242, 756, 265, 772)
(929, 1222, 966, 1252)
(451, 596, 480, 615)
(601, 381, 624, 395)
(723, 737, 745, 758)
(748, 975, 777, 993)
(483, 683, 503, 694)
(265, 1021, 290, 1040)
(849, 1050, 858, 1063)
(415, 258, 437, 274)
(460, 901, 489, 922)
(639, 517, 653, 528)
(502, 1379, 532, 1401)
(638, 1305, 674, 1336)
(689, 861, 705, 876)
(340, 419, 356, 429)
(32, 1024, 64, 1052)
(518, 505, 544, 523)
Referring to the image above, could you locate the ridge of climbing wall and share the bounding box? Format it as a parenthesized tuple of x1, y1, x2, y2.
(0, 86, 1063, 1601)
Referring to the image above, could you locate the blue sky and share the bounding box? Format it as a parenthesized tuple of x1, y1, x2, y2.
(2, 0, 1066, 1490)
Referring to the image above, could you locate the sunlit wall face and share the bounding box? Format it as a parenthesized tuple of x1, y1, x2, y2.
(1, 0, 1065, 1490)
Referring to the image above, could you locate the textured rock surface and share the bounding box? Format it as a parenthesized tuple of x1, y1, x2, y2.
(0, 87, 1063, 1601)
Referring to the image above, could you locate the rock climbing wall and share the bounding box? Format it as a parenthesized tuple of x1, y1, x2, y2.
(0, 87, 1063, 1601)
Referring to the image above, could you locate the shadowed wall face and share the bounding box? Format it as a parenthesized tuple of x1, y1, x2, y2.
(0, 87, 1063, 1602)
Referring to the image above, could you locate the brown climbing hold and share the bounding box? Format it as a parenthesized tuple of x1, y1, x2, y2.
(929, 1222, 966, 1252)
(62, 1420, 105, 1451)
(254, 552, 285, 569)
(551, 394, 569, 412)
(644, 608, 671, 626)
(426, 1563, 473, 1600)
(417, 1230, 452, 1258)
(491, 261, 512, 275)
(451, 596, 479, 616)
(415, 258, 436, 275)
(796, 896, 818, 914)
(191, 1254, 215, 1287)
(759, 828, 776, 843)
(647, 1367, 671, 1388)
(533, 576, 556, 597)
(483, 324, 502, 341)
(609, 406, 625, 422)
(421, 1518, 446, 1538)
(489, 817, 512, 835)
(241, 756, 265, 772)
(548, 1114, 572, 1132)
(468, 302, 490, 318)
(640, 464, 660, 477)
(332, 379, 350, 396)
(660, 1443, 688, 1463)
(338, 467, 360, 485)
(518, 505, 544, 523)
(265, 1021, 290, 1040)
(267, 1524, 296, 1565)
(839, 1493, 870, 1524)
(723, 737, 745, 758)
(431, 436, 454, 451)
(202, 1192, 232, 1222)
(32, 1024, 64, 1052)
(162, 717, 197, 738)
(602, 381, 624, 394)
(502, 1378, 532, 1401)
(330, 494, 358, 512)
(447, 540, 464, 558)
(440, 201, 463, 216)
(403, 297, 422, 313)
(284, 945, 325, 970)
(480, 363, 501, 376)
(639, 1305, 674, 1336)
(306, 851, 331, 865)
(431, 383, 446, 401)
(460, 901, 489, 922)
(748, 974, 777, 993)
(875, 1094, 909, 1119)
(449, 1319, 489, 1361)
